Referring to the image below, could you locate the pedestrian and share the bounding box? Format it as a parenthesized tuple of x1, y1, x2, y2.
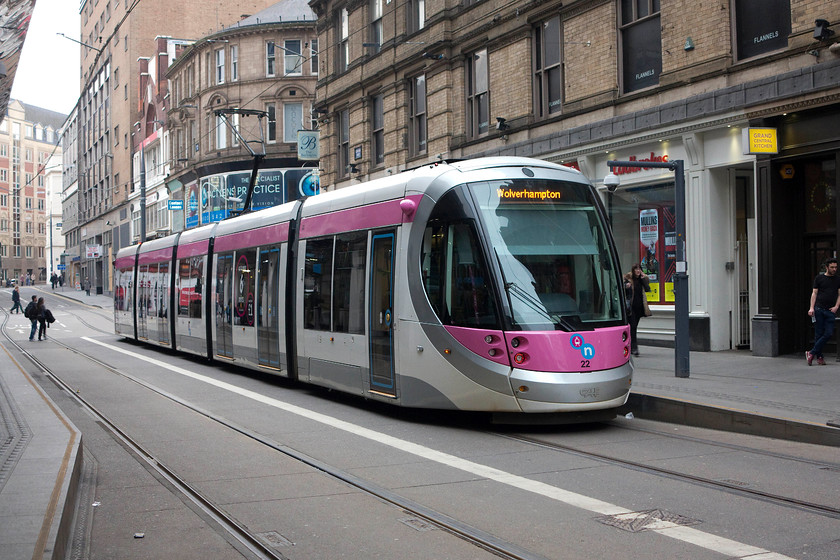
(806, 257, 840, 366)
(35, 297, 52, 341)
(85, 277, 91, 296)
(624, 263, 651, 357)
(24, 295, 38, 341)
(59, 274, 64, 288)
(50, 273, 57, 289)
(10, 285, 23, 313)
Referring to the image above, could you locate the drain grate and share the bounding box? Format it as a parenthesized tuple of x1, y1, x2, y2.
(596, 509, 701, 533)
(399, 517, 436, 532)
(258, 531, 294, 548)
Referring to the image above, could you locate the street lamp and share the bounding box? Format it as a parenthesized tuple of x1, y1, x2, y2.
(606, 159, 689, 378)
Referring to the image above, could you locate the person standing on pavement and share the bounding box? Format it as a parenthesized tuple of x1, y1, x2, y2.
(10, 285, 23, 313)
(806, 257, 840, 366)
(24, 295, 38, 341)
(624, 263, 651, 356)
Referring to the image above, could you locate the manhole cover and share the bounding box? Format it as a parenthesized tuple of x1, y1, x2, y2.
(596, 509, 701, 533)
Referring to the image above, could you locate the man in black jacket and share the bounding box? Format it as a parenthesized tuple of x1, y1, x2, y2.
(23, 295, 38, 341)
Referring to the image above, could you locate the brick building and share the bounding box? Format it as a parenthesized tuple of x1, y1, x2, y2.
(0, 100, 65, 285)
(308, 0, 840, 355)
(66, 0, 281, 294)
(164, 0, 320, 230)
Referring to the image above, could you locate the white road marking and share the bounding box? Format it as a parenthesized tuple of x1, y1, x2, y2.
(83, 336, 796, 560)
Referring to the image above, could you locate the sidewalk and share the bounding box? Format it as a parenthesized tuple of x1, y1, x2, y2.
(625, 345, 840, 446)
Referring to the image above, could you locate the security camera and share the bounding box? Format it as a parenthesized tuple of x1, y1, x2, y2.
(496, 117, 509, 131)
(815, 19, 834, 41)
(604, 172, 620, 192)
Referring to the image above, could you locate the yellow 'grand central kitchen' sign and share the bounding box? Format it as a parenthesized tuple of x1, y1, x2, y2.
(742, 127, 778, 154)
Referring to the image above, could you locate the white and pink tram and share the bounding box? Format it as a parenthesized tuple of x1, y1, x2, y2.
(114, 157, 633, 416)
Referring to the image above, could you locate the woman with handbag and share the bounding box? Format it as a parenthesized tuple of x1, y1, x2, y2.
(624, 264, 651, 356)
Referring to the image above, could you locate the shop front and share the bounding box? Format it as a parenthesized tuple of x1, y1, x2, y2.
(753, 106, 840, 356)
(565, 124, 758, 352)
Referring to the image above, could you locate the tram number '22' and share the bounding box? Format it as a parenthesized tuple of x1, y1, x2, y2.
(580, 359, 591, 368)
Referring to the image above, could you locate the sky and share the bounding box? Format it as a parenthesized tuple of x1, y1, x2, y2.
(10, 0, 81, 116)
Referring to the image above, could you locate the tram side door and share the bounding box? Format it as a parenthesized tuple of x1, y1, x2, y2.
(369, 231, 396, 396)
(216, 253, 234, 358)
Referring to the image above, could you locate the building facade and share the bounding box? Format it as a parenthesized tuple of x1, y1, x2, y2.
(44, 154, 65, 281)
(0, 100, 65, 284)
(164, 0, 320, 230)
(309, 0, 840, 356)
(67, 0, 282, 294)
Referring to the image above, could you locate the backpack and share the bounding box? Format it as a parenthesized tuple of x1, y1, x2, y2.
(24, 302, 37, 320)
(45, 309, 55, 324)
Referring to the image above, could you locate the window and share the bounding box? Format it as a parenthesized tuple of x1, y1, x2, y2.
(466, 49, 489, 137)
(620, 0, 661, 93)
(266, 103, 276, 143)
(266, 41, 276, 77)
(338, 8, 349, 72)
(372, 94, 384, 166)
(215, 114, 227, 149)
(284, 102, 302, 142)
(334, 233, 367, 334)
(370, 0, 383, 54)
(304, 238, 333, 330)
(0, 170, 7, 182)
(235, 249, 257, 327)
(215, 48, 225, 84)
(284, 40, 302, 75)
(409, 75, 426, 156)
(25, 148, 33, 161)
(734, 0, 790, 60)
(611, 182, 675, 305)
(302, 233, 368, 333)
(421, 219, 499, 328)
(0, 144, 6, 156)
(230, 45, 238, 81)
(310, 39, 319, 75)
(338, 108, 350, 176)
(534, 16, 563, 118)
(407, 0, 425, 34)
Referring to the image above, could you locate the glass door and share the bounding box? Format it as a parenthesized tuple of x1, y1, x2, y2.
(369, 231, 396, 395)
(258, 246, 281, 368)
(216, 253, 234, 358)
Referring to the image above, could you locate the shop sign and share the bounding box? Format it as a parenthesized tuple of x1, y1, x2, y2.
(86, 245, 101, 258)
(612, 152, 669, 175)
(168, 199, 184, 211)
(742, 127, 778, 154)
(297, 130, 320, 161)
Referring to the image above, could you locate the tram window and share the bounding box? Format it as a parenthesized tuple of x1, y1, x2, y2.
(422, 222, 499, 329)
(178, 260, 191, 316)
(304, 238, 333, 330)
(190, 257, 203, 318)
(235, 249, 257, 327)
(334, 232, 366, 334)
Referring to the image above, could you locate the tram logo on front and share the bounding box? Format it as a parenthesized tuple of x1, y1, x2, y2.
(569, 334, 595, 360)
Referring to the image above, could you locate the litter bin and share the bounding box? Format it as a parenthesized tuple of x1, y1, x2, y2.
(96, 286, 103, 295)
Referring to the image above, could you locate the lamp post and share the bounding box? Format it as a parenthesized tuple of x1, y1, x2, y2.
(606, 159, 689, 378)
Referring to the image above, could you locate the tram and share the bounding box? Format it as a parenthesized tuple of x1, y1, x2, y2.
(114, 157, 632, 416)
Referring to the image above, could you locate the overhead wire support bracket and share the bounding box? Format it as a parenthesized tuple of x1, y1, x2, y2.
(214, 109, 268, 216)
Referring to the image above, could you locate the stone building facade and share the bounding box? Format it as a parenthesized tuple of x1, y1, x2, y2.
(308, 0, 840, 355)
(164, 0, 320, 230)
(0, 100, 64, 284)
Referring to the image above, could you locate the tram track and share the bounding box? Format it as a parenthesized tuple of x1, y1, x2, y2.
(1, 309, 550, 560)
(495, 431, 840, 520)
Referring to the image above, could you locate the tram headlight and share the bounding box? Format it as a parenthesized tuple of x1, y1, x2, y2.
(510, 337, 520, 348)
(513, 352, 528, 365)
